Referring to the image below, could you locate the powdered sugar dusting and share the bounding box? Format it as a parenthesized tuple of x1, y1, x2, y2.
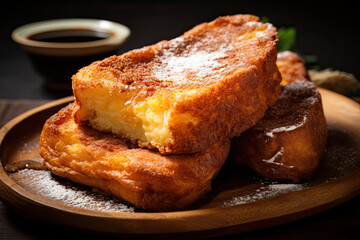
(150, 20, 275, 86)
(13, 169, 134, 212)
(263, 147, 284, 164)
(153, 37, 231, 84)
(223, 183, 306, 207)
(261, 147, 295, 169)
(155, 50, 227, 80)
(266, 115, 307, 138)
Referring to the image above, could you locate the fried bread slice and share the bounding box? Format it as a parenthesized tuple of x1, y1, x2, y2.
(276, 51, 309, 84)
(229, 51, 327, 182)
(39, 103, 230, 211)
(72, 14, 281, 155)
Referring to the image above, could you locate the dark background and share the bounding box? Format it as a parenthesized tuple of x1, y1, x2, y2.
(1, 1, 360, 239)
(1, 0, 359, 99)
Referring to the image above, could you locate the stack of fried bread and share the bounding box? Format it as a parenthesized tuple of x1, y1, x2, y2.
(39, 14, 326, 211)
(39, 14, 281, 211)
(230, 51, 328, 182)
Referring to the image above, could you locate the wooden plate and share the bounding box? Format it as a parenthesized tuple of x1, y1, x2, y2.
(0, 89, 360, 239)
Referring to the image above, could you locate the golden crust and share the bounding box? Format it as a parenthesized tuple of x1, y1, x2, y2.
(229, 52, 327, 182)
(72, 14, 281, 155)
(277, 51, 309, 84)
(39, 103, 230, 211)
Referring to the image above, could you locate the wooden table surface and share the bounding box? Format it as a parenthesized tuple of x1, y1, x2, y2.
(0, 99, 359, 239)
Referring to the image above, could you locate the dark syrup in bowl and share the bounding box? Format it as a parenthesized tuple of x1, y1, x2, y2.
(28, 29, 113, 43)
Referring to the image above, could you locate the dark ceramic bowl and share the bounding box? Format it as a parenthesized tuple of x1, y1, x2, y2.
(12, 19, 130, 90)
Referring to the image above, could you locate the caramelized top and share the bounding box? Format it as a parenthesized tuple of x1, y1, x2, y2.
(254, 81, 320, 134)
(76, 14, 278, 91)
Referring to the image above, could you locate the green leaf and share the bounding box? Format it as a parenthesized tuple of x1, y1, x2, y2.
(260, 16, 269, 23)
(277, 27, 296, 52)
